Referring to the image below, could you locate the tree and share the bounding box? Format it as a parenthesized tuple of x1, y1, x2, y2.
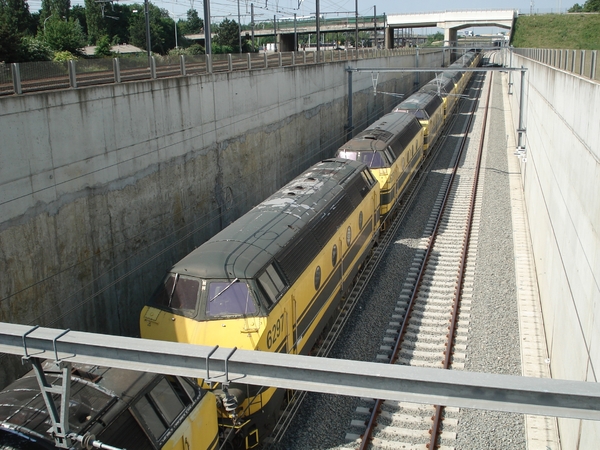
(568, 0, 600, 11)
(70, 4, 87, 36)
(21, 35, 52, 60)
(129, 2, 174, 54)
(40, 0, 70, 22)
(425, 31, 444, 46)
(179, 8, 202, 34)
(214, 18, 247, 53)
(102, 4, 135, 46)
(84, 0, 104, 45)
(0, 0, 33, 62)
(95, 34, 112, 56)
(43, 16, 86, 54)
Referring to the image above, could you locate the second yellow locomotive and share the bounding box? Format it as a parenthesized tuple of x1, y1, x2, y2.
(336, 112, 424, 224)
(141, 158, 380, 448)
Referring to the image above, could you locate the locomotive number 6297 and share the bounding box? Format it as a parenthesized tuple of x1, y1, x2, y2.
(267, 313, 285, 349)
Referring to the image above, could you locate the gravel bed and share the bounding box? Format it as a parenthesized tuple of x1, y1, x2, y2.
(273, 69, 525, 450)
(453, 70, 525, 449)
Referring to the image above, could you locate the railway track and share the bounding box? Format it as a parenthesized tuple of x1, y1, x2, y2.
(262, 64, 490, 450)
(345, 70, 493, 450)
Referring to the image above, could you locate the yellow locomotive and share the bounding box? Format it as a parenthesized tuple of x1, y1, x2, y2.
(393, 91, 445, 153)
(141, 158, 380, 448)
(336, 112, 424, 224)
(0, 361, 220, 450)
(419, 72, 462, 121)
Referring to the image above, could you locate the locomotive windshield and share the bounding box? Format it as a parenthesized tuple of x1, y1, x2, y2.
(150, 274, 258, 318)
(395, 108, 429, 120)
(337, 150, 389, 169)
(151, 274, 199, 313)
(206, 279, 257, 317)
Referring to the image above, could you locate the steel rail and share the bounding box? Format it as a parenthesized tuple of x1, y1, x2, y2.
(347, 66, 525, 73)
(428, 69, 493, 450)
(358, 71, 485, 450)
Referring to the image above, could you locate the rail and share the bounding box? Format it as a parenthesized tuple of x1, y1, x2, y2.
(356, 68, 490, 449)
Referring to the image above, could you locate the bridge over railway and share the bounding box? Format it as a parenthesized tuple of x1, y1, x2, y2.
(386, 10, 516, 47)
(247, 9, 516, 51)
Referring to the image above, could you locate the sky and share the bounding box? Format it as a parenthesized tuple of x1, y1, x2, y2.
(26, 0, 573, 26)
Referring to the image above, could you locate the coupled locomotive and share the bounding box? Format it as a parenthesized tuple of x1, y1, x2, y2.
(141, 158, 380, 448)
(337, 50, 481, 226)
(0, 361, 220, 450)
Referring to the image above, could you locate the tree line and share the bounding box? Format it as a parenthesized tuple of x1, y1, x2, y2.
(568, 0, 600, 12)
(0, 0, 254, 63)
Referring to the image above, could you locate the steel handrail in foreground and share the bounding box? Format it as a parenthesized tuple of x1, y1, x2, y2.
(1, 323, 600, 420)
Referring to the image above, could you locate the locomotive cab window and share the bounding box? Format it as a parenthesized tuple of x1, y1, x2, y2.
(148, 378, 186, 424)
(361, 168, 376, 187)
(258, 264, 286, 308)
(383, 148, 395, 165)
(205, 279, 258, 318)
(413, 110, 429, 120)
(150, 274, 199, 317)
(338, 150, 388, 169)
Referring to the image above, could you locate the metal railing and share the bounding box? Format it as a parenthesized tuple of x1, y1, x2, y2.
(0, 47, 424, 97)
(514, 48, 599, 81)
(2, 322, 600, 420)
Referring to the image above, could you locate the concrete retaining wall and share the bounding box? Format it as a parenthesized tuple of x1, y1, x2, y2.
(507, 51, 600, 448)
(0, 51, 442, 387)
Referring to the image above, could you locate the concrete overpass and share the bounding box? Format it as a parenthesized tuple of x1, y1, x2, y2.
(386, 9, 517, 47)
(251, 9, 517, 51)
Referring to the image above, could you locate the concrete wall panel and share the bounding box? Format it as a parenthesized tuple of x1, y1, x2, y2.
(507, 50, 600, 449)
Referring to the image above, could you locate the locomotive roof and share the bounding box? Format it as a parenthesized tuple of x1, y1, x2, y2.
(340, 112, 421, 152)
(394, 92, 443, 116)
(0, 362, 154, 443)
(171, 158, 370, 281)
(419, 76, 455, 96)
(450, 54, 473, 68)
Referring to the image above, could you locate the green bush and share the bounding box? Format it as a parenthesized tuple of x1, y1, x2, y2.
(212, 43, 234, 54)
(186, 43, 205, 55)
(21, 36, 53, 61)
(95, 35, 113, 57)
(168, 47, 187, 56)
(53, 50, 77, 61)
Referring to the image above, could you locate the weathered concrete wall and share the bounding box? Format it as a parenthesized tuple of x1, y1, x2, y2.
(0, 51, 443, 387)
(507, 51, 600, 448)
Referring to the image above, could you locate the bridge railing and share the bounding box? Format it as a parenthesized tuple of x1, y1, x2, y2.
(250, 14, 387, 33)
(514, 48, 599, 82)
(0, 47, 422, 97)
